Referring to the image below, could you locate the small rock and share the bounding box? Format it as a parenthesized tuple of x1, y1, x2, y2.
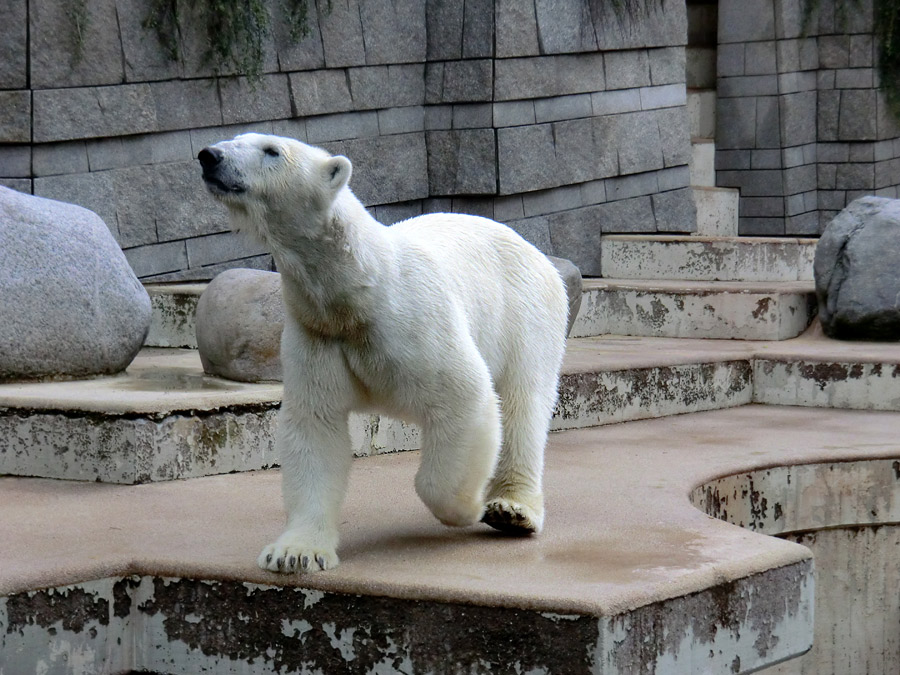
(0, 187, 150, 381)
(547, 255, 583, 337)
(815, 196, 900, 340)
(195, 269, 284, 382)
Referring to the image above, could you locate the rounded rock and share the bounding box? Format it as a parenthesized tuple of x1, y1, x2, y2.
(195, 268, 284, 382)
(0, 187, 151, 382)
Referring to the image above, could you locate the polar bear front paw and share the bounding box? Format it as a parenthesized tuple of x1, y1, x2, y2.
(257, 542, 339, 573)
(482, 497, 542, 535)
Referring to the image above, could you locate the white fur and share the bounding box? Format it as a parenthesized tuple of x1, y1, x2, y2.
(201, 133, 568, 573)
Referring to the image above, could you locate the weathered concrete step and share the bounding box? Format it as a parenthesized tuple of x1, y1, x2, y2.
(25, 405, 900, 673)
(144, 283, 204, 348)
(572, 278, 816, 340)
(693, 185, 740, 236)
(601, 235, 817, 282)
(0, 339, 755, 484)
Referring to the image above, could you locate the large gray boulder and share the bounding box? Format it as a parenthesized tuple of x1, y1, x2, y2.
(547, 255, 582, 337)
(195, 269, 284, 382)
(0, 187, 150, 381)
(815, 196, 900, 340)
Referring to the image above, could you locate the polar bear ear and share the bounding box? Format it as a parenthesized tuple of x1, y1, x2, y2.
(323, 155, 352, 194)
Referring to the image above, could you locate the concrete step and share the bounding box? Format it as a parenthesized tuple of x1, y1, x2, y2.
(145, 283, 204, 348)
(600, 234, 817, 282)
(5, 405, 900, 673)
(693, 184, 740, 236)
(690, 137, 716, 187)
(572, 278, 816, 340)
(688, 89, 716, 139)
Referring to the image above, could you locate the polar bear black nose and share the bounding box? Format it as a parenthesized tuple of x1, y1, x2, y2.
(198, 147, 224, 171)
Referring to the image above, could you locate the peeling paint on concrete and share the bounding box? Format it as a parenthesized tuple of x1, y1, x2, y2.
(144, 285, 206, 349)
(754, 359, 900, 410)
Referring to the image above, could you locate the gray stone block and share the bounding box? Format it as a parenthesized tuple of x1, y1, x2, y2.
(186, 231, 269, 268)
(755, 96, 782, 149)
(588, 1, 687, 51)
(657, 165, 691, 191)
(850, 35, 874, 68)
(717, 97, 757, 149)
(318, 0, 367, 67)
(716, 150, 752, 170)
(376, 201, 422, 224)
(655, 107, 691, 167)
(815, 196, 900, 339)
(717, 44, 745, 78)
(718, 75, 779, 98)
(462, 0, 494, 58)
(86, 138, 131, 172)
(349, 64, 425, 110)
(835, 68, 873, 89)
(591, 89, 642, 116)
(738, 217, 785, 235)
(335, 132, 429, 205)
(495, 0, 539, 57)
(839, 90, 877, 141)
(534, 94, 593, 123)
(196, 269, 284, 382)
(718, 169, 783, 196)
(306, 111, 380, 143)
(876, 158, 900, 188)
(120, 130, 194, 167)
(142, 254, 273, 283)
(219, 74, 292, 125)
(358, 0, 426, 64)
(494, 54, 605, 101)
(776, 40, 801, 73)
(493, 101, 536, 127)
(652, 188, 697, 232)
(849, 143, 875, 162)
(0, 145, 30, 178)
(773, 0, 803, 38)
(819, 189, 845, 209)
(493, 195, 524, 221)
(639, 84, 686, 110)
(290, 69, 354, 117)
(424, 105, 452, 130)
(33, 172, 120, 242)
(616, 111, 665, 174)
(522, 185, 583, 217)
(606, 171, 659, 201)
(836, 163, 875, 190)
(649, 47, 686, 85)
(32, 141, 89, 178)
(116, 0, 182, 82)
(751, 149, 782, 169)
(29, 0, 124, 88)
(742, 196, 785, 217)
(426, 60, 493, 103)
(450, 197, 494, 218)
(534, 0, 597, 55)
(785, 211, 819, 235)
(0, 0, 26, 88)
(0, 186, 150, 381)
(719, 0, 775, 42)
(192, 123, 279, 157)
(270, 4, 325, 72)
(580, 179, 606, 205)
(818, 36, 850, 69)
(504, 215, 553, 256)
(33, 85, 158, 143)
(784, 164, 817, 194)
(817, 90, 841, 142)
(426, 129, 496, 195)
(0, 90, 30, 143)
(0, 178, 31, 193)
(426, 0, 464, 60)
(744, 42, 778, 75)
(378, 106, 426, 135)
(452, 103, 493, 129)
(780, 92, 817, 146)
(818, 164, 838, 190)
(777, 71, 816, 95)
(124, 240, 189, 278)
(605, 50, 650, 90)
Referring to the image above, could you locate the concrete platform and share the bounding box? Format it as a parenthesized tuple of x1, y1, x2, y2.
(2, 406, 898, 673)
(572, 278, 816, 340)
(600, 235, 816, 282)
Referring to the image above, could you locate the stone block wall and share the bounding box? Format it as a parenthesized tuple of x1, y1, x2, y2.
(716, 0, 900, 235)
(0, 0, 694, 279)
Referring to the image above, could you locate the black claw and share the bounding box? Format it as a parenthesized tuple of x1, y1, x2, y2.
(276, 556, 284, 570)
(315, 554, 326, 569)
(288, 555, 297, 569)
(301, 555, 310, 570)
(266, 553, 273, 564)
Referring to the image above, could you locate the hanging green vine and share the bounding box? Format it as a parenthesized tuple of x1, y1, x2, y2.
(141, 0, 320, 79)
(803, 0, 900, 118)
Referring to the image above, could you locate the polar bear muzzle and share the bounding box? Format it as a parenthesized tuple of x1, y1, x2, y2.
(198, 146, 246, 196)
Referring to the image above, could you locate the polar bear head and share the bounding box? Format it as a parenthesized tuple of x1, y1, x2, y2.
(198, 133, 353, 243)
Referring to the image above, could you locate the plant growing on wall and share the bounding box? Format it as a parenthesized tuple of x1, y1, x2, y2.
(142, 0, 322, 78)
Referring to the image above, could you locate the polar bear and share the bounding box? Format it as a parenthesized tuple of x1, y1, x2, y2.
(198, 133, 568, 573)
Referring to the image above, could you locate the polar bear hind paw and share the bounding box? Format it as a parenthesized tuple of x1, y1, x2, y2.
(482, 498, 540, 535)
(257, 542, 339, 574)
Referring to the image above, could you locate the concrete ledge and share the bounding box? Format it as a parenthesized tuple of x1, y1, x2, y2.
(600, 235, 817, 282)
(144, 283, 205, 348)
(572, 279, 816, 340)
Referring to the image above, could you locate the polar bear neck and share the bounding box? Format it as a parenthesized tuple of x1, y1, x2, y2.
(266, 187, 390, 340)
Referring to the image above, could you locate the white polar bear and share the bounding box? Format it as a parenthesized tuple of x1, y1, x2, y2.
(198, 133, 568, 573)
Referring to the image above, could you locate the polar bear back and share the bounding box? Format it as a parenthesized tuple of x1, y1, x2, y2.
(387, 213, 567, 380)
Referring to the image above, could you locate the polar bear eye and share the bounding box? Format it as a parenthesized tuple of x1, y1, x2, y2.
(263, 147, 280, 158)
